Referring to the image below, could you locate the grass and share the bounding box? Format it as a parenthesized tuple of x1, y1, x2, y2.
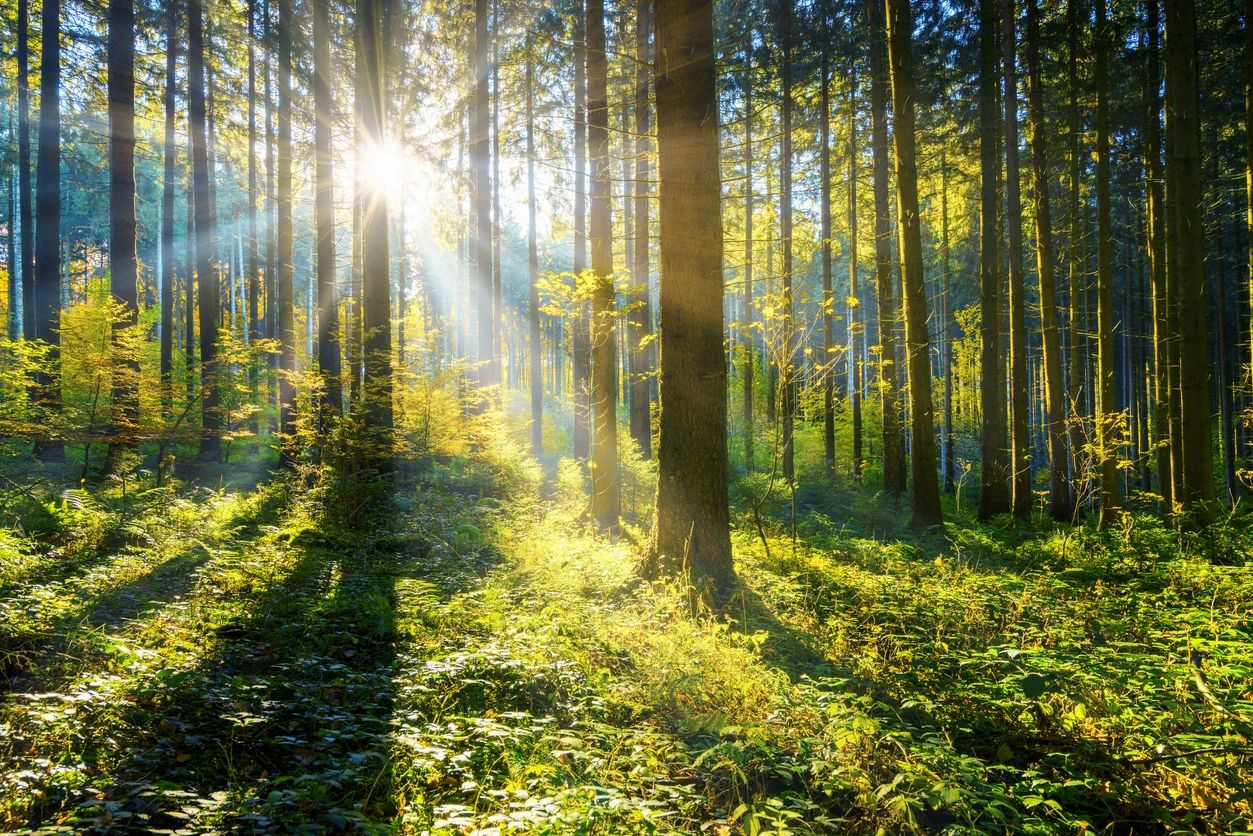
(0, 418, 1250, 833)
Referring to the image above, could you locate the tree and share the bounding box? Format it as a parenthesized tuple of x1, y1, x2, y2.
(1025, 0, 1073, 521)
(33, 0, 62, 457)
(847, 59, 863, 481)
(587, 0, 619, 532)
(1002, 0, 1030, 520)
(885, 0, 941, 528)
(17, 0, 32, 342)
(741, 21, 755, 473)
(276, 0, 295, 463)
(866, 0, 904, 497)
(629, 0, 653, 459)
(105, 0, 138, 471)
(1094, 0, 1119, 524)
(1164, 0, 1215, 515)
(160, 2, 177, 404)
(643, 0, 733, 594)
(572, 6, 590, 462)
(359, 0, 393, 443)
(1144, 0, 1171, 508)
(473, 0, 492, 393)
(526, 35, 542, 456)
(977, 0, 1009, 519)
(247, 0, 263, 438)
(189, 0, 221, 460)
(778, 0, 796, 484)
(819, 3, 835, 472)
(314, 0, 341, 418)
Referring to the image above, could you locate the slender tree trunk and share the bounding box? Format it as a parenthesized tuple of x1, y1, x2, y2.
(643, 0, 733, 594)
(848, 61, 863, 482)
(587, 0, 619, 532)
(105, 0, 138, 471)
(1094, 0, 1120, 524)
(490, 2, 502, 389)
(314, 0, 341, 418)
(160, 2, 177, 406)
(1247, 0, 1253, 405)
(1065, 0, 1089, 504)
(1145, 0, 1171, 509)
(885, 0, 941, 527)
(472, 0, 492, 393)
(32, 0, 62, 457)
(190, 0, 221, 459)
(527, 37, 542, 456)
(17, 0, 33, 343)
(630, 0, 653, 459)
(572, 8, 590, 462)
(358, 0, 392, 447)
(820, 19, 835, 473)
(276, 0, 295, 464)
(867, 0, 903, 496)
(1164, 0, 1215, 515)
(1002, 0, 1030, 519)
(978, 0, 1008, 518)
(779, 0, 796, 484)
(247, 0, 262, 440)
(742, 38, 755, 473)
(1025, 0, 1072, 520)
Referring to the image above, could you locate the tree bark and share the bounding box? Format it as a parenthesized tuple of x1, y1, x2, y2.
(630, 0, 653, 459)
(848, 61, 863, 482)
(779, 0, 796, 484)
(885, 0, 942, 528)
(1093, 0, 1120, 524)
(1145, 0, 1171, 509)
(587, 0, 619, 532)
(572, 8, 590, 462)
(820, 11, 835, 473)
(314, 0, 341, 418)
(643, 0, 733, 595)
(17, 0, 33, 343)
(160, 1, 177, 405)
(1025, 0, 1072, 520)
(276, 0, 295, 464)
(527, 37, 542, 456)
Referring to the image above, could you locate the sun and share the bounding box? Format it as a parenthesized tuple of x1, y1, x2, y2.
(357, 139, 409, 203)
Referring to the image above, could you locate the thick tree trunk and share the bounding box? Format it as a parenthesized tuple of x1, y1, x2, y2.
(885, 0, 942, 528)
(190, 0, 221, 459)
(978, 0, 1009, 518)
(1145, 0, 1171, 509)
(1094, 0, 1119, 524)
(33, 0, 62, 457)
(643, 0, 733, 595)
(105, 0, 138, 471)
(359, 0, 392, 446)
(1164, 0, 1215, 515)
(867, 0, 903, 496)
(1002, 0, 1030, 519)
(1025, 0, 1072, 521)
(314, 0, 341, 418)
(587, 0, 619, 532)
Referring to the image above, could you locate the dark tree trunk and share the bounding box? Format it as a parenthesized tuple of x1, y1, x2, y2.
(643, 0, 733, 595)
(161, 1, 177, 404)
(819, 12, 835, 473)
(17, 0, 33, 342)
(276, 0, 295, 464)
(247, 0, 262, 439)
(472, 0, 492, 393)
(526, 37, 542, 456)
(848, 60, 863, 482)
(779, 0, 796, 484)
(189, 0, 220, 459)
(587, 0, 619, 532)
(33, 0, 61, 457)
(742, 32, 754, 473)
(885, 0, 942, 528)
(314, 0, 341, 417)
(629, 0, 653, 459)
(1094, 0, 1120, 524)
(1145, 0, 1171, 509)
(572, 8, 590, 462)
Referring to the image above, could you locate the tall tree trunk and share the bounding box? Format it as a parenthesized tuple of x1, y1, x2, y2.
(1066, 0, 1089, 501)
(32, 0, 61, 457)
(1025, 0, 1072, 520)
(885, 0, 942, 528)
(819, 14, 835, 472)
(247, 0, 262, 439)
(572, 8, 590, 462)
(978, 0, 1009, 518)
(1002, 0, 1030, 519)
(779, 0, 796, 484)
(17, 0, 33, 342)
(587, 0, 619, 532)
(490, 2, 502, 389)
(314, 0, 341, 418)
(941, 149, 954, 492)
(630, 0, 653, 459)
(527, 37, 542, 456)
(1094, 0, 1119, 524)
(276, 0, 295, 464)
(189, 0, 220, 459)
(359, 0, 392, 445)
(867, 0, 903, 496)
(472, 0, 492, 393)
(160, 1, 177, 405)
(643, 0, 733, 594)
(742, 34, 754, 473)
(1145, 0, 1171, 509)
(106, 0, 138, 470)
(848, 61, 863, 482)
(1247, 0, 1253, 410)
(1164, 0, 1215, 515)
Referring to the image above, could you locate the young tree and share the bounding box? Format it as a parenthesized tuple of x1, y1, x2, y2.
(643, 0, 733, 594)
(977, 0, 1009, 519)
(587, 0, 619, 532)
(885, 0, 942, 528)
(105, 0, 138, 471)
(1025, 0, 1073, 521)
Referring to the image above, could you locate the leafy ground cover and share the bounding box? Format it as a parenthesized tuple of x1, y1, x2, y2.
(0, 429, 1250, 833)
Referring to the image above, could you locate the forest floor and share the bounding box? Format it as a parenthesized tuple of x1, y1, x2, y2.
(0, 424, 1251, 834)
